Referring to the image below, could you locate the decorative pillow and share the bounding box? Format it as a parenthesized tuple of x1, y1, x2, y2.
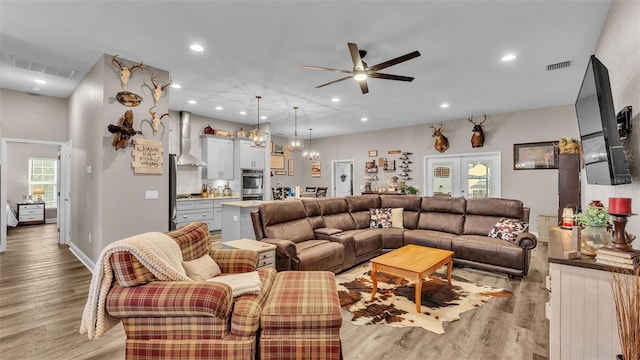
(391, 208, 404, 229)
(370, 208, 392, 228)
(182, 253, 221, 281)
(488, 218, 529, 244)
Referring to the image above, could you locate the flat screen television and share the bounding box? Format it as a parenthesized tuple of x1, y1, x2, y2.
(575, 55, 631, 185)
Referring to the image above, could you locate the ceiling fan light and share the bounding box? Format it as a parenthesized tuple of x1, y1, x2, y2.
(354, 73, 367, 81)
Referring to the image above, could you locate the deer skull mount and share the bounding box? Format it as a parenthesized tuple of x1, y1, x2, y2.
(149, 107, 170, 135)
(468, 114, 487, 148)
(151, 73, 172, 106)
(430, 124, 449, 153)
(112, 55, 143, 90)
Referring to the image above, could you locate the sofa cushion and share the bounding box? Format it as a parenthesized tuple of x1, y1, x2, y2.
(369, 208, 392, 228)
(463, 198, 524, 236)
(488, 218, 529, 244)
(391, 208, 404, 228)
(183, 254, 221, 281)
(417, 197, 466, 234)
(110, 251, 158, 287)
(294, 241, 345, 272)
(265, 218, 315, 244)
(166, 221, 212, 261)
(372, 227, 405, 249)
(380, 195, 421, 229)
(319, 198, 356, 231)
(346, 195, 381, 229)
(452, 235, 524, 270)
(404, 229, 458, 250)
(339, 229, 381, 257)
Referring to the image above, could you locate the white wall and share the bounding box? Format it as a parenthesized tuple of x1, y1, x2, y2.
(591, 0, 640, 248)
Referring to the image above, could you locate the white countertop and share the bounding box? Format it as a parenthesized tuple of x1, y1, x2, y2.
(177, 196, 240, 202)
(221, 200, 263, 207)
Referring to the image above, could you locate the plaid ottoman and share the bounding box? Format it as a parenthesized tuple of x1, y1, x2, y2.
(260, 271, 342, 360)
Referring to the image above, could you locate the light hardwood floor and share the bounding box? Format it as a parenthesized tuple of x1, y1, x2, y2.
(0, 224, 549, 359)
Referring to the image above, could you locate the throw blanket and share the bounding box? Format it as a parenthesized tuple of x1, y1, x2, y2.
(206, 271, 262, 297)
(79, 232, 192, 339)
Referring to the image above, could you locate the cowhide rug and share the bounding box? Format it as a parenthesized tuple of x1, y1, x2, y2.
(336, 263, 511, 334)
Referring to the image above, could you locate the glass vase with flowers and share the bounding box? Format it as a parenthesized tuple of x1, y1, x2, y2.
(574, 200, 613, 256)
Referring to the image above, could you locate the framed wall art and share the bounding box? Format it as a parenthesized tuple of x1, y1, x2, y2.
(270, 155, 285, 170)
(274, 170, 287, 175)
(288, 159, 294, 176)
(368, 150, 377, 157)
(513, 141, 558, 170)
(311, 162, 321, 178)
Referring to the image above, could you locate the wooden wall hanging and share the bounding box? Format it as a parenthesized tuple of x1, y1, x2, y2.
(131, 138, 163, 174)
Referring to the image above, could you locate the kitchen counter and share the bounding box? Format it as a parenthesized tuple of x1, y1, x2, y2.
(221, 200, 263, 208)
(221, 201, 262, 242)
(177, 195, 240, 202)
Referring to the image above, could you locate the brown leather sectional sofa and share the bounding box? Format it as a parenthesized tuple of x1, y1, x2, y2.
(251, 195, 538, 278)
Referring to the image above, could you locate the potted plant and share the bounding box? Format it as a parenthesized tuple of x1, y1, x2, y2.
(405, 185, 418, 195)
(574, 200, 612, 256)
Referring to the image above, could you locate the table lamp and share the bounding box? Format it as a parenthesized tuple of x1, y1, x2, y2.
(33, 188, 44, 202)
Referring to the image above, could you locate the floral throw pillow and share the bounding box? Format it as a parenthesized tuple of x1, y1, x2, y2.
(488, 218, 529, 244)
(370, 208, 393, 228)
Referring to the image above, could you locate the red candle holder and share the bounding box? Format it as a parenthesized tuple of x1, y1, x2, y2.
(608, 197, 635, 252)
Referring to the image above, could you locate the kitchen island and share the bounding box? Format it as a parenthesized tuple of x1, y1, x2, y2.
(221, 200, 263, 242)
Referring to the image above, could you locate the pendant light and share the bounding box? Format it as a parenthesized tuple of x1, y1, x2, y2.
(250, 95, 268, 148)
(288, 106, 304, 152)
(303, 128, 319, 160)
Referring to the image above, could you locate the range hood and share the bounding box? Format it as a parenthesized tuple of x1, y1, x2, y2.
(176, 111, 206, 166)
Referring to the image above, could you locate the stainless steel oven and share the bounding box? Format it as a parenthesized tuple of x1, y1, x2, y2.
(241, 169, 264, 200)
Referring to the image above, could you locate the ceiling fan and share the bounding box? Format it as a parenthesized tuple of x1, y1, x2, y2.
(302, 42, 420, 94)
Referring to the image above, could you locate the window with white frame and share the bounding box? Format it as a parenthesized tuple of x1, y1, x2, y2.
(28, 158, 57, 207)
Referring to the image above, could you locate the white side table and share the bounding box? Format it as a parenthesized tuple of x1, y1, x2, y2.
(223, 238, 276, 270)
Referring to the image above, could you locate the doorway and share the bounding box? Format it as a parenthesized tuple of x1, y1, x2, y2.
(424, 152, 501, 198)
(1, 138, 71, 252)
(331, 160, 354, 197)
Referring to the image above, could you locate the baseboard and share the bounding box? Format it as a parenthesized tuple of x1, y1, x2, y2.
(69, 242, 95, 273)
(45, 218, 58, 224)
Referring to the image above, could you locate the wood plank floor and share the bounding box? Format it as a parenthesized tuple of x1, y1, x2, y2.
(0, 224, 549, 359)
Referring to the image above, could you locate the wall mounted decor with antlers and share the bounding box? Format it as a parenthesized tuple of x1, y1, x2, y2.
(468, 114, 487, 148)
(151, 73, 172, 106)
(430, 124, 449, 153)
(112, 55, 143, 90)
(149, 107, 170, 135)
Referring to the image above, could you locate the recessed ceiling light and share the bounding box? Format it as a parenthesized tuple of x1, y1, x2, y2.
(190, 44, 204, 52)
(240, 111, 247, 115)
(30, 87, 41, 92)
(501, 54, 517, 62)
(260, 116, 267, 120)
(361, 117, 368, 122)
(171, 83, 182, 89)
(33, 78, 47, 84)
(188, 100, 197, 104)
(215, 106, 223, 110)
(331, 97, 340, 102)
(440, 103, 450, 108)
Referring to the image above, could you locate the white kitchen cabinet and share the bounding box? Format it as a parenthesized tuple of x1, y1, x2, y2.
(201, 135, 234, 180)
(211, 198, 237, 231)
(234, 138, 265, 171)
(176, 199, 214, 230)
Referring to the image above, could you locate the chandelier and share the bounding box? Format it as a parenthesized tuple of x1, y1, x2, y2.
(249, 95, 268, 148)
(303, 128, 319, 160)
(288, 106, 304, 152)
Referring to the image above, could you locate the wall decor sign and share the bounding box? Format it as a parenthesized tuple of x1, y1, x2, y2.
(288, 159, 294, 176)
(271, 155, 285, 169)
(274, 170, 287, 175)
(284, 145, 291, 158)
(274, 144, 284, 155)
(369, 150, 378, 157)
(388, 150, 402, 154)
(513, 141, 558, 170)
(311, 162, 321, 178)
(132, 138, 163, 174)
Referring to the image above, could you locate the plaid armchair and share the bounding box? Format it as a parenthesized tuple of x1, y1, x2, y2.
(105, 222, 276, 359)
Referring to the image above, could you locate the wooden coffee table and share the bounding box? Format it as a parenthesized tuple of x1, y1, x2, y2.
(370, 244, 454, 313)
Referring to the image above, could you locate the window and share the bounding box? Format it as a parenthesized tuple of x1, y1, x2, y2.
(28, 158, 57, 207)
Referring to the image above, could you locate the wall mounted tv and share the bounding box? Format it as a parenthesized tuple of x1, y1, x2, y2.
(575, 55, 631, 185)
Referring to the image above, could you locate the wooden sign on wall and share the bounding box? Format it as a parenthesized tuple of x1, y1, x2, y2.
(132, 138, 164, 174)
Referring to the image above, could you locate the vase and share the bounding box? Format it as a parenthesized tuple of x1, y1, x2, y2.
(580, 225, 613, 256)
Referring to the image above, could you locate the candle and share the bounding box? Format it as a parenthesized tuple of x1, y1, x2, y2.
(608, 197, 632, 215)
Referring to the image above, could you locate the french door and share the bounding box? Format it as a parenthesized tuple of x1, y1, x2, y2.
(424, 152, 501, 198)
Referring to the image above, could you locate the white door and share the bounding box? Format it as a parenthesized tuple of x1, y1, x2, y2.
(332, 160, 353, 197)
(58, 140, 71, 245)
(425, 152, 501, 198)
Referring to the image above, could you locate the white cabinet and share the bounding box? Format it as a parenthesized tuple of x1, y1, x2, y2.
(17, 202, 45, 225)
(235, 138, 265, 171)
(223, 238, 276, 270)
(211, 198, 237, 231)
(201, 135, 234, 180)
(176, 199, 214, 230)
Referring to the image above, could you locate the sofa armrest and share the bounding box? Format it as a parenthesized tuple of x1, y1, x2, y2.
(106, 281, 232, 319)
(326, 233, 356, 269)
(515, 231, 537, 250)
(209, 249, 257, 273)
(260, 238, 297, 271)
(315, 227, 343, 237)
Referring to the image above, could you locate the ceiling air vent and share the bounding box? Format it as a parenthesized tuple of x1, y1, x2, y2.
(546, 60, 572, 71)
(11, 55, 77, 79)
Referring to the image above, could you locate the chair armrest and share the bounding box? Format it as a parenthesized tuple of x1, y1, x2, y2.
(515, 231, 537, 250)
(209, 249, 258, 273)
(315, 227, 343, 237)
(106, 281, 232, 319)
(260, 238, 296, 271)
